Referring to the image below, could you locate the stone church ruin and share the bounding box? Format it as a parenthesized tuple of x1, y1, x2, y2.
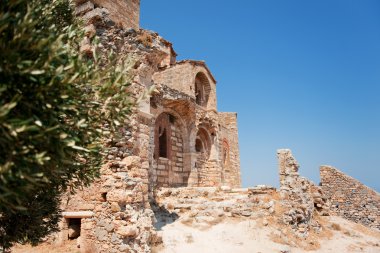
(58, 0, 241, 252)
(50, 1, 379, 253)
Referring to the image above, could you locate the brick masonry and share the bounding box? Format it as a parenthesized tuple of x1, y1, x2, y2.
(320, 165, 380, 230)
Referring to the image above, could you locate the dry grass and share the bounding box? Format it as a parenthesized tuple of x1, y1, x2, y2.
(352, 222, 380, 238)
(137, 33, 153, 47)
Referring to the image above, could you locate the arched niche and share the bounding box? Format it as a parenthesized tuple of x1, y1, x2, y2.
(195, 72, 211, 107)
(221, 139, 230, 167)
(195, 127, 212, 157)
(221, 139, 230, 185)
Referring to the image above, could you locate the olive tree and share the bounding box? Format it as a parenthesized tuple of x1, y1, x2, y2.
(0, 0, 134, 249)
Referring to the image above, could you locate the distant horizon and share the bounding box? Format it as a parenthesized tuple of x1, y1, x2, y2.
(141, 0, 380, 192)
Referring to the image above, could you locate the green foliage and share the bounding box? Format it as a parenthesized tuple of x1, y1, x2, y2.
(0, 0, 135, 249)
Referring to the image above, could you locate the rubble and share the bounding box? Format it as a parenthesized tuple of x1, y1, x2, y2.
(154, 186, 279, 227)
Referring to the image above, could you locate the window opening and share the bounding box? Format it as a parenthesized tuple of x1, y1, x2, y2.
(67, 218, 81, 240)
(159, 127, 167, 158)
(195, 139, 203, 153)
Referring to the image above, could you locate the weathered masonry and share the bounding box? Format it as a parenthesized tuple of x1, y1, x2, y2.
(58, 1, 242, 252)
(320, 166, 380, 230)
(150, 60, 241, 188)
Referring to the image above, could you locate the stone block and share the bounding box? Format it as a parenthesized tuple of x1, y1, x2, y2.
(83, 8, 103, 24)
(117, 226, 138, 238)
(75, 1, 94, 16)
(78, 204, 95, 210)
(95, 227, 108, 242)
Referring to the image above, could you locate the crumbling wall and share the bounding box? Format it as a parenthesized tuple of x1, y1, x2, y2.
(277, 149, 330, 236)
(60, 157, 161, 253)
(58, 2, 243, 251)
(91, 0, 140, 29)
(56, 3, 169, 252)
(277, 149, 315, 236)
(320, 165, 380, 230)
(218, 112, 241, 188)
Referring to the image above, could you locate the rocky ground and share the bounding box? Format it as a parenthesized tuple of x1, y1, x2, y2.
(12, 186, 380, 253)
(151, 216, 380, 253)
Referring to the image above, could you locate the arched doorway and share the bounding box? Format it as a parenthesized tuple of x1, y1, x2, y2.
(153, 112, 187, 187)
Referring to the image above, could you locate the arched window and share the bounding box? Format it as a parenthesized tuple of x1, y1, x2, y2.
(158, 127, 167, 158)
(222, 140, 230, 166)
(195, 72, 211, 107)
(154, 113, 172, 159)
(195, 139, 203, 153)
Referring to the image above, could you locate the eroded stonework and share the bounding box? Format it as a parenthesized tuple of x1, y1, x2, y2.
(320, 166, 380, 230)
(54, 2, 379, 252)
(57, 1, 241, 252)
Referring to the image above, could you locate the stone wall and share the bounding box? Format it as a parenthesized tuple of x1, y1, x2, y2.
(320, 166, 380, 230)
(218, 112, 241, 188)
(57, 2, 242, 251)
(91, 0, 140, 29)
(152, 113, 187, 187)
(58, 155, 161, 253)
(153, 61, 217, 111)
(277, 149, 331, 236)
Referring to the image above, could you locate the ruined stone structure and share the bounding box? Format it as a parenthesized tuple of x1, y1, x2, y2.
(77, 0, 140, 29)
(277, 149, 328, 236)
(277, 149, 379, 233)
(320, 166, 380, 230)
(57, 1, 241, 252)
(150, 60, 241, 188)
(51, 1, 379, 251)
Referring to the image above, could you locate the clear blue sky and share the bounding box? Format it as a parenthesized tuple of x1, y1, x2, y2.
(141, 0, 380, 191)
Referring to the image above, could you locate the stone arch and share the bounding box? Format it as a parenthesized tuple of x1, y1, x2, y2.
(152, 111, 190, 187)
(195, 127, 212, 156)
(154, 108, 189, 153)
(195, 72, 211, 107)
(193, 126, 213, 186)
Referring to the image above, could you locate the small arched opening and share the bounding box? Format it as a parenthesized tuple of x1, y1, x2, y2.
(221, 139, 230, 184)
(194, 127, 212, 186)
(154, 113, 172, 160)
(195, 72, 211, 107)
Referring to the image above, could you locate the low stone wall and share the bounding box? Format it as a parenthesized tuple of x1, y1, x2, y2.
(320, 166, 380, 230)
